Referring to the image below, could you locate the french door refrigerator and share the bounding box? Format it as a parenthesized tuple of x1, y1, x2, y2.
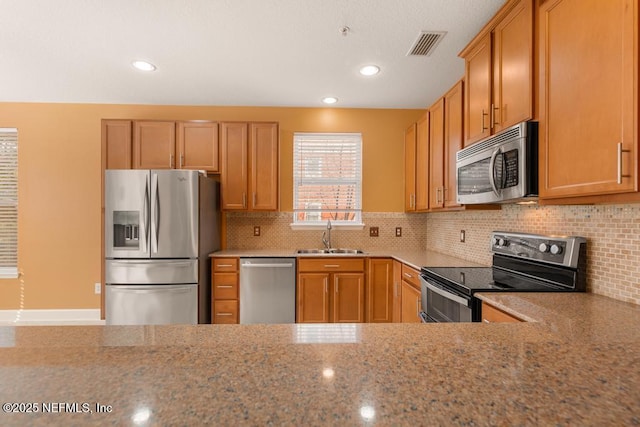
(104, 169, 220, 325)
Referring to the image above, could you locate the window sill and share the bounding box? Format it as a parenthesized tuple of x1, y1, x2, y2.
(289, 223, 365, 231)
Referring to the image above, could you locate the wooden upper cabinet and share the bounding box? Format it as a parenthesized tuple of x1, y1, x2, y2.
(250, 122, 279, 210)
(177, 121, 219, 172)
(539, 0, 637, 200)
(429, 98, 445, 209)
(404, 113, 429, 213)
(404, 123, 417, 211)
(366, 258, 394, 323)
(221, 122, 249, 210)
(444, 80, 464, 209)
(133, 121, 176, 169)
(461, 0, 533, 146)
(492, 0, 533, 133)
(221, 122, 278, 211)
(464, 33, 492, 146)
(102, 120, 132, 169)
(415, 113, 430, 211)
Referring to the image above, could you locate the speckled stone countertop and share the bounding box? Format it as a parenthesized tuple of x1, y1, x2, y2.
(1, 293, 638, 426)
(210, 249, 485, 270)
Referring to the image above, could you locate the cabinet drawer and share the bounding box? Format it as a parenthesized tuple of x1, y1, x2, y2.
(401, 264, 420, 288)
(481, 302, 522, 323)
(213, 273, 238, 299)
(213, 300, 238, 324)
(298, 258, 365, 272)
(213, 257, 238, 272)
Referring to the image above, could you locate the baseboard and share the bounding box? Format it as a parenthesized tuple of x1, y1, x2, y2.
(0, 309, 104, 325)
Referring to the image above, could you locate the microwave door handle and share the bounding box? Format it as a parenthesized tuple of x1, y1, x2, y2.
(489, 147, 501, 196)
(425, 281, 470, 307)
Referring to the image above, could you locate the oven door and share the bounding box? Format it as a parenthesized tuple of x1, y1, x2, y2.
(419, 275, 474, 323)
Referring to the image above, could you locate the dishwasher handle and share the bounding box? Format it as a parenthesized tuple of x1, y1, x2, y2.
(241, 263, 295, 268)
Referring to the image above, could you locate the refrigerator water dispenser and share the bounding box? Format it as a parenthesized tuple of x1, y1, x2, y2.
(113, 211, 140, 249)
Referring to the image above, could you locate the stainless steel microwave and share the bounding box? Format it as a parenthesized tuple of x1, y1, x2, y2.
(456, 121, 538, 204)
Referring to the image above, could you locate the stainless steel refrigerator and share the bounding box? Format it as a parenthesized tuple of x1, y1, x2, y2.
(104, 169, 220, 325)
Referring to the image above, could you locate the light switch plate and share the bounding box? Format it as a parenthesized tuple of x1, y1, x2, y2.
(395, 227, 402, 237)
(370, 227, 379, 237)
(253, 226, 261, 237)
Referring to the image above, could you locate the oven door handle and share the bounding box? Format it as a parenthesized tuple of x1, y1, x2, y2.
(489, 147, 502, 196)
(424, 280, 470, 307)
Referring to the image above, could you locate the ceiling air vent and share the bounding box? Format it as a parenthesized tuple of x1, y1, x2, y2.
(407, 31, 447, 56)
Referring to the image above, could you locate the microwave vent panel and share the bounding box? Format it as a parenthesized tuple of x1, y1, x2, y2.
(407, 31, 447, 56)
(457, 125, 524, 161)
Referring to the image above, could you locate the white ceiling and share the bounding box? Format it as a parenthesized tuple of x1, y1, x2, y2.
(0, 0, 505, 109)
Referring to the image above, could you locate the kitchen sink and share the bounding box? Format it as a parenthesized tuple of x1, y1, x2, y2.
(295, 248, 365, 255)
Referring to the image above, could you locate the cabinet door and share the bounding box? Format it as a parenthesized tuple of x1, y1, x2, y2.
(133, 121, 176, 169)
(220, 122, 249, 210)
(404, 123, 417, 211)
(481, 301, 522, 323)
(400, 281, 421, 323)
(177, 121, 219, 172)
(429, 98, 445, 209)
(492, 0, 533, 132)
(366, 259, 393, 323)
(333, 273, 365, 323)
(444, 80, 464, 208)
(392, 260, 402, 323)
(464, 33, 492, 146)
(250, 122, 278, 210)
(415, 112, 430, 211)
(102, 120, 132, 169)
(539, 0, 636, 198)
(297, 273, 329, 323)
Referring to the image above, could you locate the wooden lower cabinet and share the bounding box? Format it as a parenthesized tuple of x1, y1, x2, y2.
(297, 258, 365, 323)
(481, 301, 522, 323)
(400, 264, 422, 323)
(392, 260, 402, 322)
(211, 257, 239, 324)
(366, 258, 394, 323)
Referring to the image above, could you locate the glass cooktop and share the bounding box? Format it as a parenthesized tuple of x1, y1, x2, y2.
(420, 266, 564, 296)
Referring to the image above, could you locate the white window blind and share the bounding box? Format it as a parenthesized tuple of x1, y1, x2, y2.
(293, 133, 362, 225)
(0, 128, 18, 279)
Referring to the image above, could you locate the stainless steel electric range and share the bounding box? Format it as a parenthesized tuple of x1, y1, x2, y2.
(419, 231, 587, 323)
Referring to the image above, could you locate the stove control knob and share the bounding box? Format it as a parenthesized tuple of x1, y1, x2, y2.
(493, 237, 500, 246)
(538, 243, 550, 253)
(497, 238, 508, 247)
(550, 244, 563, 255)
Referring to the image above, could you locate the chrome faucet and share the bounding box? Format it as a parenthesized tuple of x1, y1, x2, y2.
(322, 219, 332, 250)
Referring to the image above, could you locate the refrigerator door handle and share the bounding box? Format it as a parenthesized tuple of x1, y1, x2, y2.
(151, 172, 160, 254)
(142, 174, 150, 253)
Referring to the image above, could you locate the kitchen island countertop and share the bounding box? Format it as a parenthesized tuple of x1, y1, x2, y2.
(1, 292, 638, 426)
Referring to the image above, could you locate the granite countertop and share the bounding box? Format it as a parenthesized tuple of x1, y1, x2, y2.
(210, 249, 485, 270)
(1, 293, 638, 425)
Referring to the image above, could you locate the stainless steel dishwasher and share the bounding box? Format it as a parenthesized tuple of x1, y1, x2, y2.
(239, 258, 296, 324)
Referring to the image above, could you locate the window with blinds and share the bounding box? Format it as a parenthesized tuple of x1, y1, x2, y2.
(0, 128, 18, 279)
(293, 133, 362, 225)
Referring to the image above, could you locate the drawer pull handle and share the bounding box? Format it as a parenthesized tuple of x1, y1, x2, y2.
(403, 273, 413, 278)
(483, 319, 490, 323)
(217, 285, 233, 288)
(324, 264, 340, 268)
(216, 313, 233, 316)
(217, 264, 233, 268)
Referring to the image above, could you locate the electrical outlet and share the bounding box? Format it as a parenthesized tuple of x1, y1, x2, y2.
(253, 226, 261, 236)
(369, 227, 379, 237)
(395, 227, 402, 237)
(460, 230, 466, 243)
(94, 283, 101, 294)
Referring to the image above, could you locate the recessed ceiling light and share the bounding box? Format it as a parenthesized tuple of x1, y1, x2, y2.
(322, 97, 338, 104)
(132, 60, 156, 72)
(359, 65, 380, 76)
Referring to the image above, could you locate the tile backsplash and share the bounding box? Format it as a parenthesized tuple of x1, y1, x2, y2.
(225, 212, 427, 252)
(226, 204, 640, 306)
(427, 204, 640, 306)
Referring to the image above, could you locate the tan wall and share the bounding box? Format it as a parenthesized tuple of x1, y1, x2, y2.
(0, 102, 423, 310)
